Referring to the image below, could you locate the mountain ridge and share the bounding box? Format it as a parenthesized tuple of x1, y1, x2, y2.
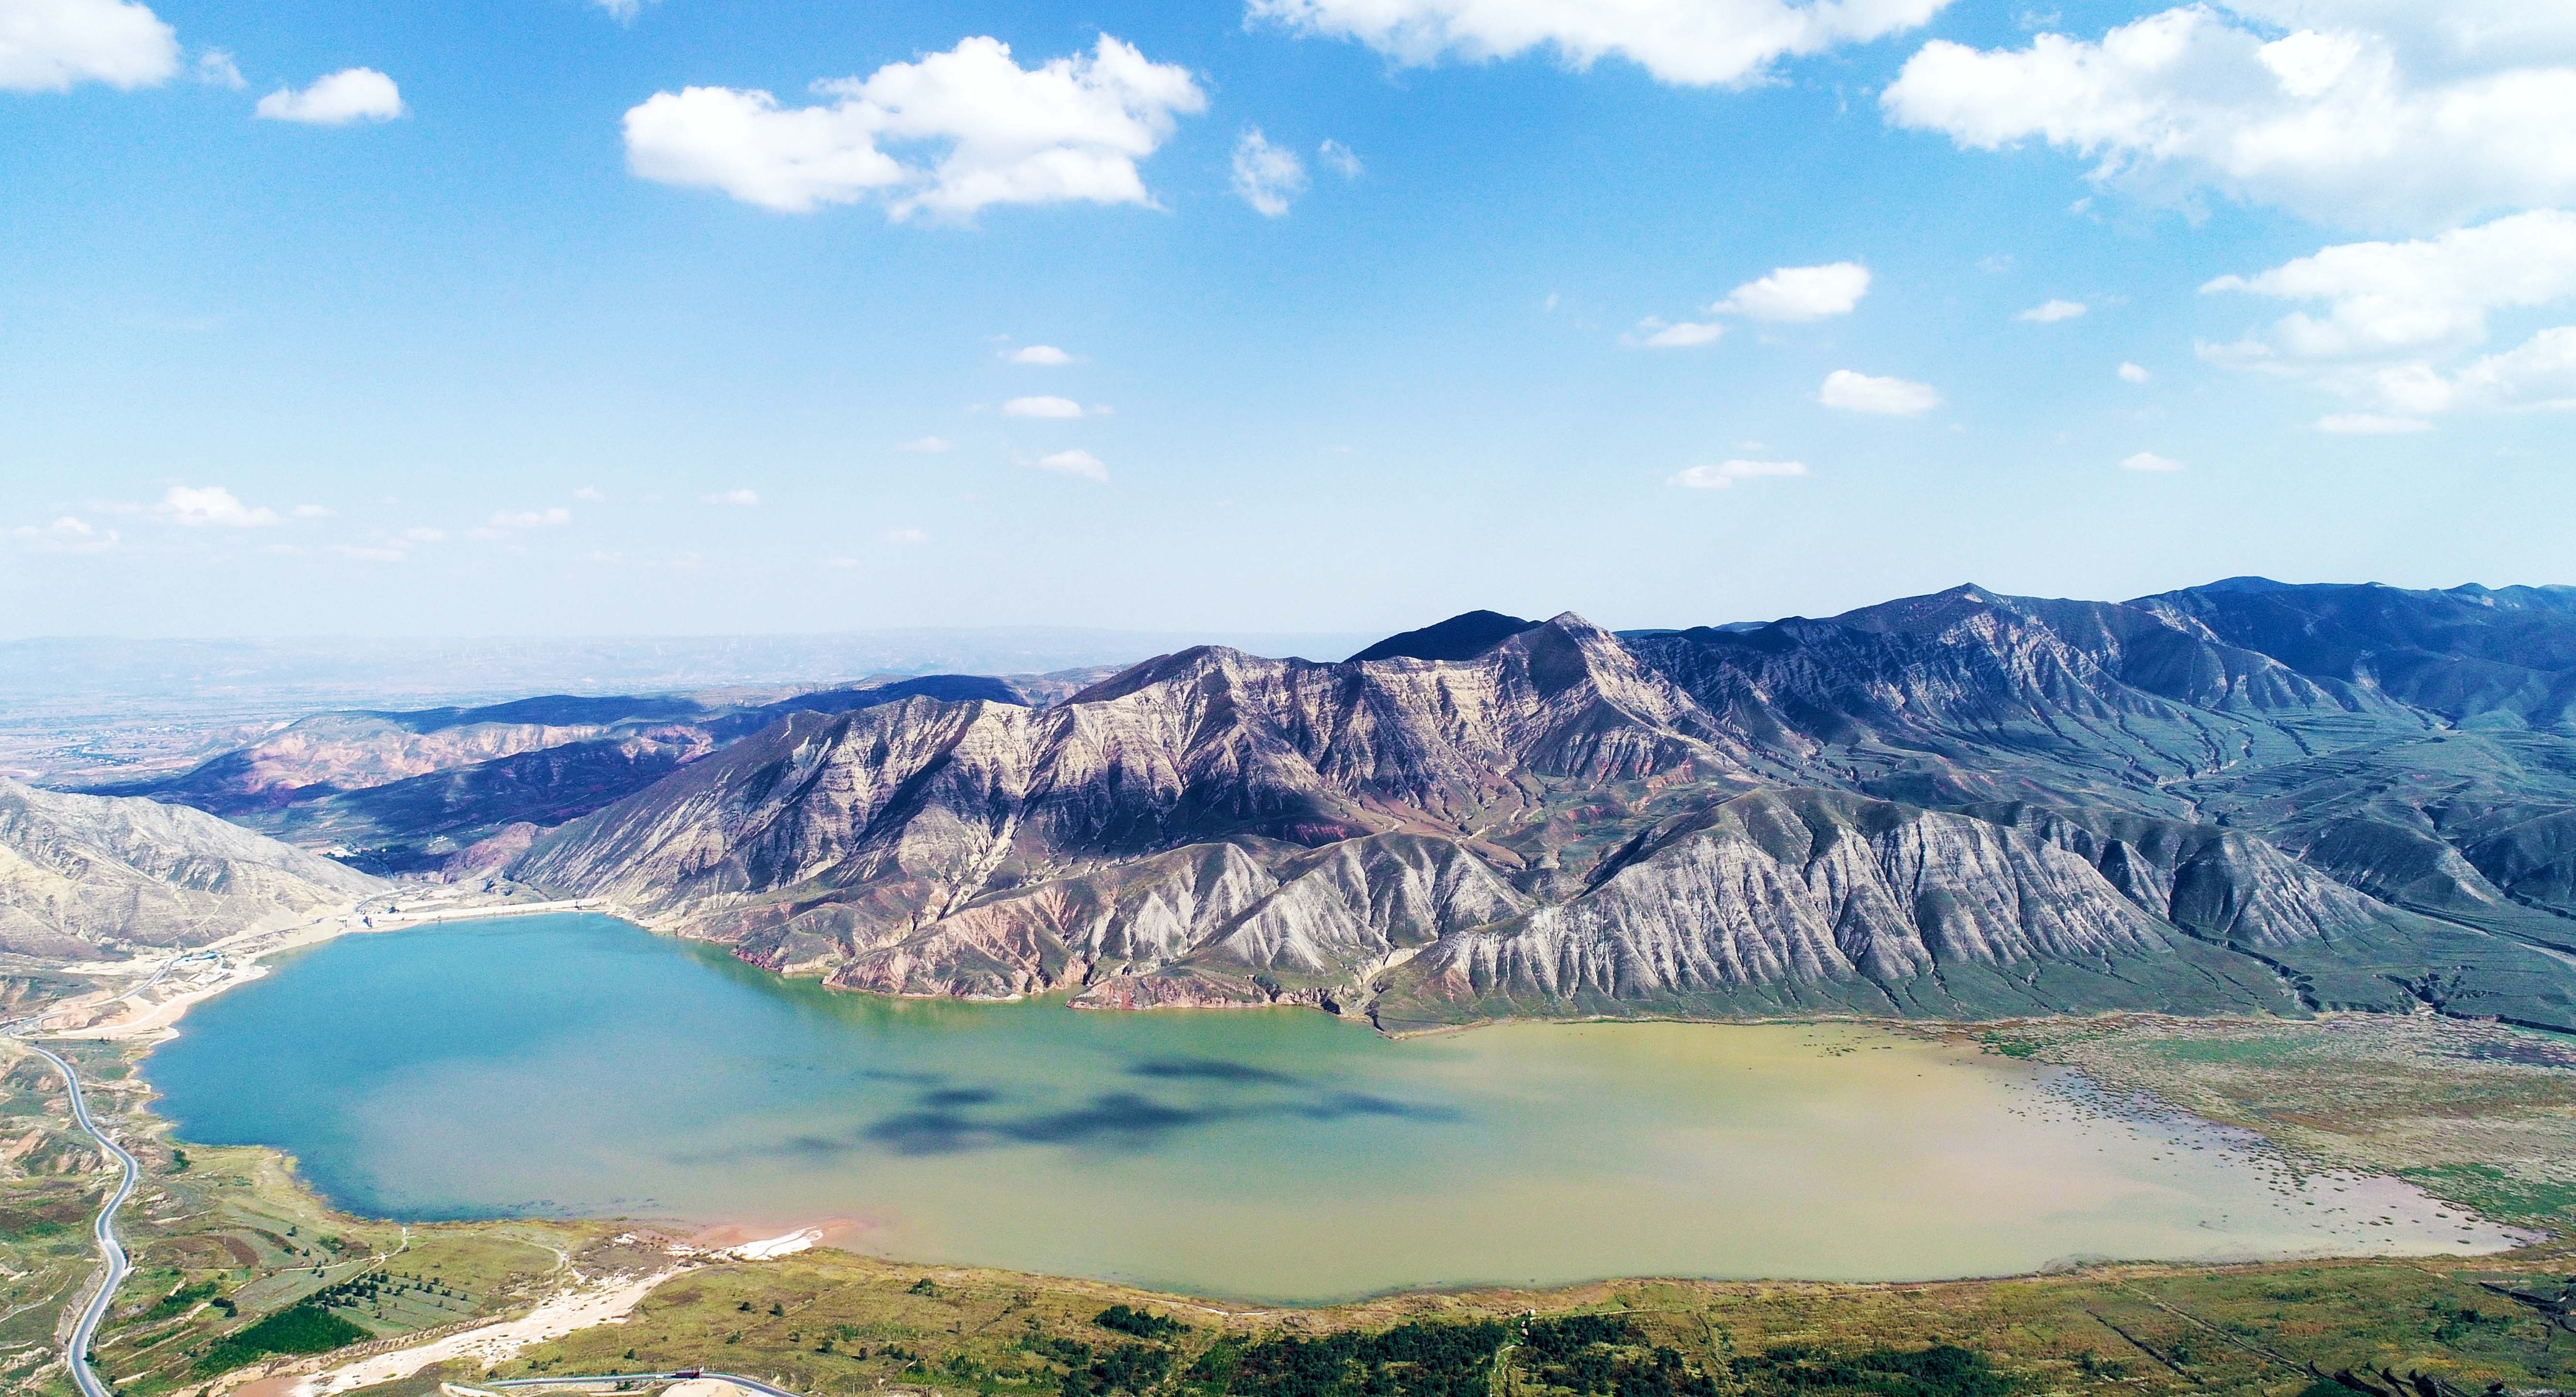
(504, 578, 2576, 1033)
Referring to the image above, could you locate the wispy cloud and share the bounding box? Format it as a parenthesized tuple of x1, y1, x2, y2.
(1035, 449, 1107, 481)
(158, 485, 278, 527)
(256, 67, 404, 124)
(1817, 369, 1940, 416)
(897, 436, 954, 453)
(2117, 362, 2150, 383)
(1010, 345, 1074, 365)
(489, 507, 571, 528)
(2119, 451, 2185, 471)
(1004, 395, 1088, 419)
(2016, 298, 2086, 323)
(701, 489, 759, 506)
(1629, 318, 1724, 349)
(1231, 127, 1307, 216)
(1715, 262, 1870, 321)
(13, 516, 119, 554)
(2318, 413, 2432, 434)
(194, 48, 244, 90)
(1669, 459, 1807, 489)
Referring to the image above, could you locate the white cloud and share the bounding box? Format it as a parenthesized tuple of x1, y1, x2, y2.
(701, 489, 759, 506)
(256, 67, 404, 124)
(2118, 361, 2152, 383)
(2202, 211, 2576, 360)
(1004, 395, 1087, 418)
(882, 527, 931, 544)
(2200, 211, 2576, 415)
(1669, 459, 1808, 488)
(2447, 325, 2576, 412)
(1232, 128, 1307, 216)
(1631, 318, 1724, 349)
(621, 35, 1205, 220)
(2017, 298, 2087, 323)
(158, 485, 277, 527)
(594, 0, 655, 21)
(896, 435, 954, 452)
(487, 508, 568, 529)
(1817, 369, 1940, 415)
(1318, 138, 1363, 178)
(2120, 451, 2186, 471)
(1249, 0, 1950, 89)
(331, 543, 406, 562)
(402, 526, 446, 543)
(2318, 412, 2432, 433)
(291, 503, 333, 518)
(1035, 448, 1107, 481)
(1713, 262, 1870, 321)
(1881, 5, 2576, 231)
(1010, 344, 1074, 365)
(575, 486, 607, 501)
(193, 46, 241, 89)
(13, 516, 119, 554)
(0, 0, 177, 93)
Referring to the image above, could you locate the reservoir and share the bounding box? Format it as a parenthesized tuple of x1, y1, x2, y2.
(143, 913, 2515, 1301)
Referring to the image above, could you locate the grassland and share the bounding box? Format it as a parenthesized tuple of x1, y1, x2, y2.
(3, 1012, 2576, 1397)
(1965, 1013, 2576, 1234)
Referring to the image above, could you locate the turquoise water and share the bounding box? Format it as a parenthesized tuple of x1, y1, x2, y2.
(142, 913, 2515, 1300)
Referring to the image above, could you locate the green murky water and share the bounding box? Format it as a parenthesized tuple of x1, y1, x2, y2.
(143, 913, 2516, 1300)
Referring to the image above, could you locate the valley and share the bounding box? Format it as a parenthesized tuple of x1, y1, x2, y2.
(8, 577, 2576, 1397)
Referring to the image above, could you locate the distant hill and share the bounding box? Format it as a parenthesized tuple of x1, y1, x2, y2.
(83, 670, 1106, 875)
(0, 779, 382, 961)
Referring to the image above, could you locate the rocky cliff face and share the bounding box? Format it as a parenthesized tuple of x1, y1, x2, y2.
(0, 779, 383, 961)
(509, 589, 2576, 1030)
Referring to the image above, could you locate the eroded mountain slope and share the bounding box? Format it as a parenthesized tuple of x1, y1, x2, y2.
(0, 778, 383, 961)
(509, 590, 2576, 1030)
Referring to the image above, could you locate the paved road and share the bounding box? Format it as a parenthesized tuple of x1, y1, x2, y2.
(17, 1041, 139, 1397)
(486, 1371, 805, 1397)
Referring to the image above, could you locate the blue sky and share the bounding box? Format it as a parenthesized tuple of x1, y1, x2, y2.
(4, 0, 2571, 638)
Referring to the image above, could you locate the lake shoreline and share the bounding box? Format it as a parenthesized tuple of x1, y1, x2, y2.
(135, 912, 2535, 1304)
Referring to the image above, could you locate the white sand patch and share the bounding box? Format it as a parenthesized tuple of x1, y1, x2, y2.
(290, 1269, 681, 1397)
(725, 1228, 821, 1260)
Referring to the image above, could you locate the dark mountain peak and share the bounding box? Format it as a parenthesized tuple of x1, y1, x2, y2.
(1829, 583, 2012, 635)
(1348, 610, 1542, 663)
(2192, 575, 2299, 595)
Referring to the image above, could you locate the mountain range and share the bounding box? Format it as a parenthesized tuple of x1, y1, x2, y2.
(43, 578, 2576, 1034)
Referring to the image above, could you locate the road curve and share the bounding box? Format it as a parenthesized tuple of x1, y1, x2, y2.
(18, 1041, 139, 1397)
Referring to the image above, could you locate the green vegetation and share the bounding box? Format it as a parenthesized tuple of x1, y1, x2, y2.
(140, 1278, 219, 1321)
(1732, 1345, 2007, 1397)
(193, 1304, 369, 1375)
(1097, 1306, 1185, 1340)
(1187, 1320, 1509, 1397)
